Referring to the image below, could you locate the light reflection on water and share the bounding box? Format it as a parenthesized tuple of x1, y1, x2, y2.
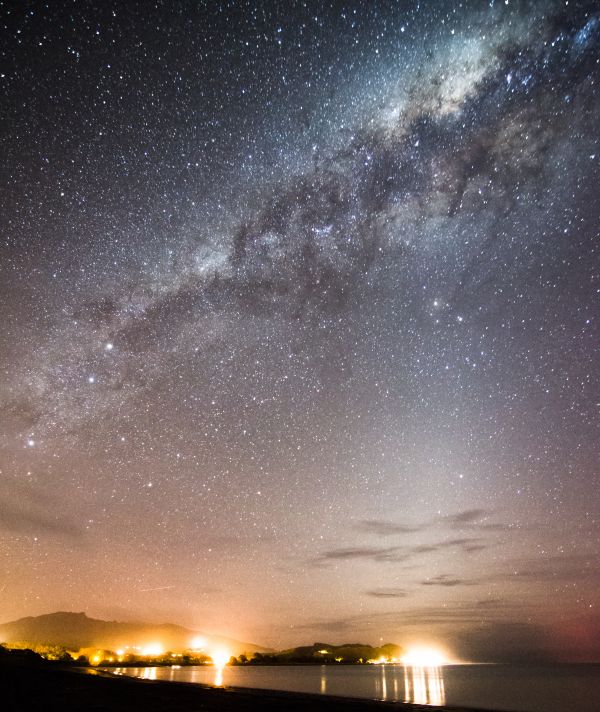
(404, 665, 445, 706)
(320, 667, 327, 695)
(105, 663, 600, 712)
(214, 664, 224, 687)
(113, 663, 445, 705)
(374, 664, 444, 705)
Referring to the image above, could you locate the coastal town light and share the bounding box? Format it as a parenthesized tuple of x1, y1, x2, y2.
(210, 649, 230, 667)
(401, 647, 447, 667)
(140, 643, 164, 656)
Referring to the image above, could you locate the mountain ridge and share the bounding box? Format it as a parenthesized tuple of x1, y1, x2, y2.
(0, 611, 269, 656)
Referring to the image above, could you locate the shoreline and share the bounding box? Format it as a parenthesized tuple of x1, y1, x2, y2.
(1, 660, 504, 712)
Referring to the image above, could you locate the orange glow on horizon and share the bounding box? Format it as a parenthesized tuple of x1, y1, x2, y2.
(401, 646, 449, 667)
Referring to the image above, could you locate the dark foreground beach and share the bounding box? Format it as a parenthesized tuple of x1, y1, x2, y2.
(0, 661, 494, 712)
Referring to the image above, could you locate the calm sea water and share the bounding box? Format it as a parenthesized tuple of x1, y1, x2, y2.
(108, 663, 600, 712)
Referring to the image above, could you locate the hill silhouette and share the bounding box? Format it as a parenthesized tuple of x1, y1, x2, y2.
(0, 612, 268, 656)
(249, 641, 403, 664)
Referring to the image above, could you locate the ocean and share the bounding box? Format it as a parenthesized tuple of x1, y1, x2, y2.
(109, 663, 600, 712)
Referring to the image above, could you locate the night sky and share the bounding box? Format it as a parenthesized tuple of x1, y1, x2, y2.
(1, 0, 599, 663)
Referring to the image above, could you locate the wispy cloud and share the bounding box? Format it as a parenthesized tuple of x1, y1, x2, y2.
(0, 498, 83, 540)
(354, 520, 422, 536)
(317, 545, 405, 562)
(440, 509, 506, 531)
(314, 537, 485, 566)
(421, 574, 479, 587)
(489, 554, 600, 584)
(0, 479, 84, 542)
(352, 509, 506, 541)
(365, 588, 409, 598)
(296, 598, 543, 635)
(443, 509, 489, 526)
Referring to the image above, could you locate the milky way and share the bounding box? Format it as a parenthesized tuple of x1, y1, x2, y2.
(1, 1, 599, 661)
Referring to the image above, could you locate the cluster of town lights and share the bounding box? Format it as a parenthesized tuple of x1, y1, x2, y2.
(88, 641, 448, 668)
(88, 639, 231, 667)
(362, 647, 448, 667)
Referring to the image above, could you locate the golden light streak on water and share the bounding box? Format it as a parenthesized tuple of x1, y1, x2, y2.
(320, 667, 327, 694)
(403, 665, 446, 706)
(213, 665, 224, 687)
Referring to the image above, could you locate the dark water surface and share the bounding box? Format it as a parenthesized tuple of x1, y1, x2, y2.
(109, 663, 600, 712)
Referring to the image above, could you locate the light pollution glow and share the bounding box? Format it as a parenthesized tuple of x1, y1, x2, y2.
(400, 646, 449, 667)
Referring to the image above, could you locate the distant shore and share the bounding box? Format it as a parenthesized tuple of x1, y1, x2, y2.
(1, 660, 496, 712)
